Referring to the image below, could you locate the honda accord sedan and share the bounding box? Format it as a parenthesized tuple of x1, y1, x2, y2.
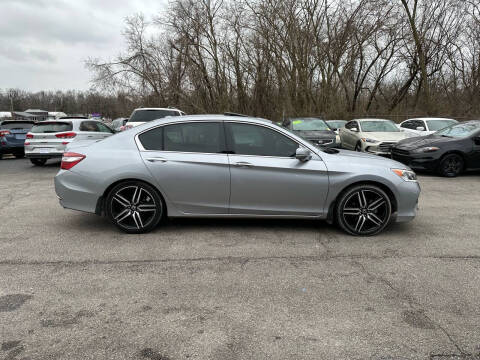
(55, 115, 420, 236)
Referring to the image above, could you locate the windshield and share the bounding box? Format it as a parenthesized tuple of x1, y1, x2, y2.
(427, 119, 457, 131)
(435, 122, 480, 138)
(291, 118, 331, 131)
(0, 122, 33, 130)
(31, 122, 73, 133)
(326, 120, 346, 129)
(129, 109, 180, 123)
(360, 120, 399, 132)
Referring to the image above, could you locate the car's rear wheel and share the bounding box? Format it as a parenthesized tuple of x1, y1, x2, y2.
(438, 154, 463, 177)
(336, 184, 392, 236)
(106, 181, 164, 234)
(30, 158, 47, 166)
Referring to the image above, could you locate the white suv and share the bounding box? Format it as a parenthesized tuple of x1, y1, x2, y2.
(123, 108, 184, 130)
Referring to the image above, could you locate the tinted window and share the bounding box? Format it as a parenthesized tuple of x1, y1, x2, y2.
(138, 127, 163, 150)
(345, 121, 358, 130)
(129, 109, 180, 123)
(400, 121, 416, 129)
(0, 122, 33, 130)
(227, 123, 298, 157)
(31, 122, 72, 133)
(96, 123, 114, 133)
(164, 122, 223, 153)
(360, 121, 399, 132)
(80, 121, 101, 132)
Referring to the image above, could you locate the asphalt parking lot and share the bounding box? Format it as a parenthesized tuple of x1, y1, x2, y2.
(1, 157, 480, 360)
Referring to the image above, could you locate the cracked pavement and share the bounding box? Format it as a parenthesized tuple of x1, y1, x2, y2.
(1, 158, 480, 359)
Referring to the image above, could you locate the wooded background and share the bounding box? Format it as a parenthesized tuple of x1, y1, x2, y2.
(2, 0, 480, 122)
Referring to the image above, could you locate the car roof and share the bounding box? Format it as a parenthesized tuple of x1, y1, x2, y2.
(354, 118, 392, 122)
(404, 117, 456, 121)
(133, 108, 181, 111)
(34, 118, 97, 124)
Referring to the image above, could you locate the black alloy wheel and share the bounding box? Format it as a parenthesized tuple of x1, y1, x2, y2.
(106, 181, 163, 234)
(439, 154, 463, 177)
(336, 185, 392, 236)
(30, 158, 47, 166)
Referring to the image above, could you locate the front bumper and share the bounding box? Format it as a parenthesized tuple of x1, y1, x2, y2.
(391, 150, 440, 172)
(394, 180, 421, 223)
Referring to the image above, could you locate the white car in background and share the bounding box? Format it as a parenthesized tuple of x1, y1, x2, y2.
(123, 108, 185, 130)
(326, 120, 347, 145)
(398, 117, 458, 136)
(25, 117, 114, 166)
(339, 118, 413, 155)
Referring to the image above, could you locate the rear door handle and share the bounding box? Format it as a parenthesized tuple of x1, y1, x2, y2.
(146, 157, 167, 163)
(234, 161, 253, 168)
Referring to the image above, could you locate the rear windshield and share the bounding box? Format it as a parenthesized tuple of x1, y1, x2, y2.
(31, 122, 73, 133)
(129, 110, 180, 123)
(0, 122, 34, 130)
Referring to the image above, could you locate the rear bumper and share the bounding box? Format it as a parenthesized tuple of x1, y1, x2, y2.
(54, 170, 100, 214)
(0, 144, 24, 154)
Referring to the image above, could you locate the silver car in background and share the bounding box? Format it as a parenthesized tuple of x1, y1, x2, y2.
(55, 115, 420, 236)
(25, 117, 115, 166)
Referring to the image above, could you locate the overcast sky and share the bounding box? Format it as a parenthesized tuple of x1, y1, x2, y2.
(0, 0, 166, 92)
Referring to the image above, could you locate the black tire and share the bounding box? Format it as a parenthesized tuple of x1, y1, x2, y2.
(106, 181, 164, 234)
(438, 154, 464, 177)
(15, 153, 25, 159)
(355, 142, 362, 152)
(30, 158, 47, 166)
(336, 184, 392, 236)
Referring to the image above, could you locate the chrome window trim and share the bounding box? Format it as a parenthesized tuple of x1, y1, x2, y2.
(134, 119, 323, 160)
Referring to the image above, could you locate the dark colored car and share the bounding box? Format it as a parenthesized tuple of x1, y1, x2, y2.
(392, 120, 480, 177)
(282, 117, 337, 147)
(0, 120, 34, 159)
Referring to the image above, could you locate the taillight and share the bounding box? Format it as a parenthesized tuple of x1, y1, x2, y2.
(24, 142, 30, 145)
(56, 132, 77, 139)
(61, 152, 86, 170)
(26, 133, 34, 139)
(0, 130, 11, 137)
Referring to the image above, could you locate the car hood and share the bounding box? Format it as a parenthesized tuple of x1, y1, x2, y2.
(293, 130, 335, 139)
(361, 132, 413, 142)
(395, 135, 452, 150)
(324, 148, 408, 169)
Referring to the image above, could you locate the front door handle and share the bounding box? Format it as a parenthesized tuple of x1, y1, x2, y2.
(146, 157, 167, 163)
(234, 161, 253, 168)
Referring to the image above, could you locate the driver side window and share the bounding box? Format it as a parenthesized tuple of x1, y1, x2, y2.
(227, 123, 299, 157)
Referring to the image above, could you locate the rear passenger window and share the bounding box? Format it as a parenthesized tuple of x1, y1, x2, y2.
(138, 127, 163, 150)
(80, 121, 100, 132)
(163, 122, 223, 153)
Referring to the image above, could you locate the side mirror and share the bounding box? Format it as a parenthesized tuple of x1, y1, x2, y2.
(351, 127, 358, 132)
(416, 126, 426, 131)
(295, 147, 312, 162)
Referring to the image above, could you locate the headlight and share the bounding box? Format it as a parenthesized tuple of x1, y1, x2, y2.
(392, 168, 417, 182)
(413, 146, 439, 153)
(361, 138, 379, 143)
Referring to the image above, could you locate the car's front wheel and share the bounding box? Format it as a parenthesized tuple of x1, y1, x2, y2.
(30, 158, 47, 166)
(336, 184, 392, 236)
(106, 181, 164, 234)
(438, 154, 463, 177)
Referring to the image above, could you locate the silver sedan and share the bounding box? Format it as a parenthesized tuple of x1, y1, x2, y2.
(55, 115, 420, 236)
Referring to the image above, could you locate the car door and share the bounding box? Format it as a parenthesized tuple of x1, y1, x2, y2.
(225, 122, 329, 216)
(138, 121, 230, 214)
